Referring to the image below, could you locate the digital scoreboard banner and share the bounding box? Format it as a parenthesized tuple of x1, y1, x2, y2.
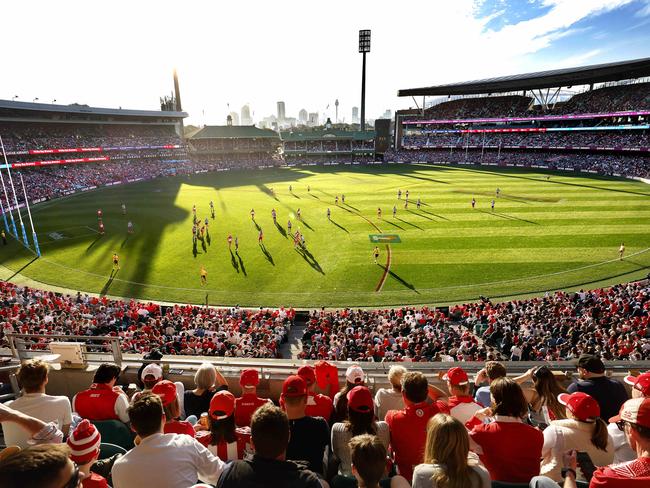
(369, 234, 401, 243)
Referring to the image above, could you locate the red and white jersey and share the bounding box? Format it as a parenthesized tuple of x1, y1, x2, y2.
(72, 383, 129, 422)
(234, 394, 272, 427)
(305, 392, 333, 421)
(590, 457, 650, 488)
(198, 427, 251, 462)
(446, 395, 483, 425)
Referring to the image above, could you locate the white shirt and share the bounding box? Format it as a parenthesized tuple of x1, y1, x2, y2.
(375, 388, 404, 421)
(608, 421, 636, 464)
(2, 392, 72, 448)
(111, 433, 225, 488)
(412, 453, 490, 488)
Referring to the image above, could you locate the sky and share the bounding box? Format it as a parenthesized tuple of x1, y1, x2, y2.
(1, 0, 649, 126)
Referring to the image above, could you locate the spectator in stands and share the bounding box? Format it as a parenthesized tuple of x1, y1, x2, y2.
(234, 369, 271, 427)
(298, 365, 334, 422)
(385, 371, 449, 481)
(151, 380, 195, 437)
(72, 363, 129, 423)
(568, 354, 628, 422)
(608, 372, 650, 464)
(1, 359, 71, 448)
(216, 403, 325, 488)
(0, 444, 85, 488)
(516, 365, 567, 425)
(132, 363, 165, 402)
(200, 391, 251, 461)
(66, 419, 108, 488)
(343, 434, 409, 488)
(374, 365, 406, 421)
(282, 375, 330, 477)
(111, 393, 225, 487)
(333, 365, 366, 423)
(473, 361, 506, 408)
(0, 402, 64, 446)
(442, 367, 483, 425)
(468, 377, 543, 483)
(331, 386, 390, 477)
(412, 414, 490, 488)
(184, 363, 228, 419)
(540, 392, 613, 482)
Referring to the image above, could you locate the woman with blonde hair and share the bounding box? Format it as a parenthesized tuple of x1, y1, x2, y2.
(184, 362, 229, 418)
(413, 414, 490, 488)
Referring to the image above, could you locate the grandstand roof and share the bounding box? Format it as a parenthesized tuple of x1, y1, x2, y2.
(0, 99, 187, 118)
(191, 125, 280, 139)
(281, 129, 375, 141)
(398, 57, 650, 97)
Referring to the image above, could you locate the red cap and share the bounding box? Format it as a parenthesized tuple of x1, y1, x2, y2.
(624, 372, 650, 396)
(282, 375, 307, 398)
(240, 369, 259, 388)
(297, 365, 316, 386)
(151, 380, 177, 407)
(558, 392, 600, 422)
(209, 391, 235, 420)
(610, 397, 650, 428)
(347, 386, 374, 413)
(443, 367, 469, 386)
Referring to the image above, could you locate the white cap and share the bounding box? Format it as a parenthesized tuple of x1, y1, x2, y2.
(346, 365, 365, 384)
(141, 363, 163, 380)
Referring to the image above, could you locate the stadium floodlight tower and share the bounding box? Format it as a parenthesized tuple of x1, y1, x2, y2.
(358, 29, 371, 131)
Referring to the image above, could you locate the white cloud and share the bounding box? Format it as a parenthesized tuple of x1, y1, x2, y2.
(635, 0, 650, 17)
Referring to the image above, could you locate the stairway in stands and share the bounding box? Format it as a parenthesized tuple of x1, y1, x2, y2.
(280, 311, 309, 359)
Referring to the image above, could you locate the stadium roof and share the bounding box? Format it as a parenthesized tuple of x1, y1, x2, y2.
(281, 129, 375, 141)
(398, 57, 650, 97)
(0, 99, 187, 118)
(191, 125, 280, 139)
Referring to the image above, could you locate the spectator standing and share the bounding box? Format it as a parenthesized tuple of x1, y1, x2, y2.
(374, 365, 406, 421)
(111, 394, 225, 488)
(67, 419, 109, 488)
(151, 380, 195, 437)
(298, 365, 334, 422)
(468, 378, 543, 483)
(216, 403, 325, 488)
(443, 367, 483, 425)
(412, 414, 490, 488)
(473, 361, 506, 408)
(539, 392, 613, 482)
(385, 371, 449, 481)
(1, 359, 72, 448)
(567, 354, 628, 422)
(282, 375, 330, 477)
(72, 363, 129, 423)
(234, 369, 271, 427)
(331, 386, 390, 477)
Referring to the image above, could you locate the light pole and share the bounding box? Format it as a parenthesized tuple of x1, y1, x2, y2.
(359, 30, 371, 131)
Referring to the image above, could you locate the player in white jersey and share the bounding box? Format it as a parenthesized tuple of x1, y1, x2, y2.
(127, 221, 133, 234)
(287, 220, 292, 233)
(619, 242, 625, 260)
(121, 203, 126, 215)
(335, 195, 339, 205)
(227, 234, 233, 249)
(377, 207, 382, 219)
(491, 199, 495, 211)
(471, 198, 476, 209)
(327, 208, 331, 220)
(271, 209, 277, 223)
(209, 200, 215, 218)
(392, 205, 397, 217)
(397, 189, 402, 199)
(416, 198, 421, 209)
(250, 208, 255, 220)
(297, 208, 301, 221)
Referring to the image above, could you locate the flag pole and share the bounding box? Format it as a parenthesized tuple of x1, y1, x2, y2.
(0, 135, 29, 248)
(0, 138, 18, 237)
(19, 172, 40, 257)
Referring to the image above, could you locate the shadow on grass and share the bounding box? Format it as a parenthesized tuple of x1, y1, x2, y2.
(253, 220, 261, 231)
(121, 234, 131, 249)
(420, 209, 450, 221)
(478, 209, 538, 225)
(385, 220, 404, 231)
(345, 203, 360, 211)
(229, 250, 240, 273)
(300, 219, 314, 231)
(275, 221, 287, 238)
(85, 234, 102, 252)
(100, 270, 116, 296)
(408, 209, 434, 221)
(379, 264, 419, 293)
(330, 219, 349, 233)
(236, 251, 247, 276)
(6, 255, 39, 281)
(260, 243, 275, 265)
(396, 216, 423, 230)
(295, 246, 325, 274)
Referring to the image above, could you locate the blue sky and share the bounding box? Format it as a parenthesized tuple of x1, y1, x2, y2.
(0, 0, 649, 124)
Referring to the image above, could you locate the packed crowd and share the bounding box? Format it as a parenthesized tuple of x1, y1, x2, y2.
(188, 138, 280, 153)
(0, 281, 291, 359)
(560, 82, 650, 114)
(285, 155, 374, 164)
(2, 355, 650, 488)
(283, 141, 375, 152)
(423, 95, 533, 119)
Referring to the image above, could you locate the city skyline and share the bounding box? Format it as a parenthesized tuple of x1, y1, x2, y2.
(2, 0, 649, 126)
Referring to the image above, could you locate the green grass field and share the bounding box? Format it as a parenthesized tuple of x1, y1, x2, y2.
(1, 164, 649, 307)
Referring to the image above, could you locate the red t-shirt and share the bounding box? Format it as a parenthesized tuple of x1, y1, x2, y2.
(590, 457, 650, 488)
(305, 392, 333, 421)
(196, 427, 251, 461)
(385, 401, 449, 481)
(163, 420, 195, 437)
(234, 394, 271, 427)
(82, 473, 109, 488)
(72, 384, 121, 421)
(470, 418, 543, 483)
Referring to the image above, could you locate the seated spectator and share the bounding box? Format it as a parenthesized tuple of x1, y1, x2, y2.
(234, 369, 271, 427)
(216, 403, 326, 488)
(111, 393, 225, 487)
(282, 375, 330, 477)
(0, 444, 85, 488)
(1, 359, 72, 448)
(185, 363, 228, 419)
(468, 377, 543, 483)
(608, 372, 650, 463)
(340, 434, 409, 488)
(199, 390, 251, 461)
(133, 363, 187, 417)
(516, 365, 567, 426)
(72, 363, 129, 423)
(385, 371, 449, 481)
(412, 413, 490, 488)
(331, 386, 390, 477)
(473, 361, 506, 408)
(442, 367, 482, 425)
(374, 365, 406, 421)
(333, 366, 366, 423)
(151, 380, 195, 437)
(298, 365, 334, 422)
(568, 354, 628, 422)
(66, 419, 109, 488)
(0, 402, 64, 446)
(540, 392, 613, 482)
